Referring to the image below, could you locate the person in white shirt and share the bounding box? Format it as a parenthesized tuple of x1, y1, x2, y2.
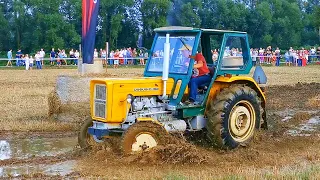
(74, 50, 80, 65)
(109, 50, 114, 65)
(35, 52, 42, 69)
(29, 55, 34, 70)
(69, 49, 75, 65)
(25, 54, 30, 70)
(94, 48, 98, 58)
(40, 48, 45, 65)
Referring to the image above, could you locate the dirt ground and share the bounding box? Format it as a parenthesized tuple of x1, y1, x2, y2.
(0, 66, 319, 179)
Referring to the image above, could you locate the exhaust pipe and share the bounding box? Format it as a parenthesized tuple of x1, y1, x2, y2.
(162, 33, 170, 99)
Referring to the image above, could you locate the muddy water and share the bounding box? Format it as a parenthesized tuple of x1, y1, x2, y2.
(0, 137, 77, 160)
(0, 160, 76, 177)
(0, 137, 77, 177)
(274, 109, 320, 136)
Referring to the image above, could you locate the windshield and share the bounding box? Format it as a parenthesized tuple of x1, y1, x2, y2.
(147, 35, 196, 74)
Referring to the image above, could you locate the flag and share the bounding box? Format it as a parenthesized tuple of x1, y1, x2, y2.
(82, 0, 100, 64)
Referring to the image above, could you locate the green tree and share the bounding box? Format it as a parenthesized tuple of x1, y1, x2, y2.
(141, 0, 170, 48)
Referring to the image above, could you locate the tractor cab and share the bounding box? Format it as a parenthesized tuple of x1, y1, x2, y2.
(144, 26, 253, 109)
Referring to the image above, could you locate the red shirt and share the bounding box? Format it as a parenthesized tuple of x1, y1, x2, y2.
(194, 53, 209, 77)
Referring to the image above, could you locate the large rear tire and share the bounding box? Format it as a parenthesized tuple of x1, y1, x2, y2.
(206, 84, 263, 149)
(121, 122, 169, 154)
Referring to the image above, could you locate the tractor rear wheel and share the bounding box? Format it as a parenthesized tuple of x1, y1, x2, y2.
(121, 122, 169, 154)
(78, 118, 104, 149)
(206, 84, 263, 149)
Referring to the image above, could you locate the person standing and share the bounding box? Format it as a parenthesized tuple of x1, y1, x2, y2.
(69, 49, 75, 65)
(40, 48, 45, 66)
(139, 50, 144, 65)
(29, 55, 34, 70)
(35, 51, 42, 69)
(109, 50, 114, 66)
(74, 50, 79, 66)
(6, 49, 12, 67)
(285, 51, 290, 66)
(101, 50, 107, 66)
(275, 47, 280, 66)
(25, 54, 30, 70)
(50, 48, 56, 66)
(16, 49, 22, 66)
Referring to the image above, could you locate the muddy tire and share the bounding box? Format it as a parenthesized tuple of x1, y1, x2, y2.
(121, 122, 169, 154)
(206, 84, 263, 149)
(78, 118, 100, 149)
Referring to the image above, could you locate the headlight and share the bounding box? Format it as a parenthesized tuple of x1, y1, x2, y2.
(127, 94, 134, 104)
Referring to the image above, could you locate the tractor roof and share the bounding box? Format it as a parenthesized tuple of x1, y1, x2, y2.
(154, 26, 246, 34)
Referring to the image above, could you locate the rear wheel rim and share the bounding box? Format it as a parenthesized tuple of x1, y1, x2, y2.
(229, 100, 256, 142)
(131, 132, 158, 152)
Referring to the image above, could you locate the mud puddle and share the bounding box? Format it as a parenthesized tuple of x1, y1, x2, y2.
(273, 109, 320, 136)
(286, 116, 320, 136)
(0, 160, 76, 177)
(0, 137, 77, 160)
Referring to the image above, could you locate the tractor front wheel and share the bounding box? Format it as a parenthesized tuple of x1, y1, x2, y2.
(121, 122, 169, 154)
(206, 85, 263, 149)
(78, 118, 104, 149)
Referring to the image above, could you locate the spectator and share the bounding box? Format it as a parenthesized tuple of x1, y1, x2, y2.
(275, 47, 280, 66)
(211, 49, 218, 65)
(113, 49, 120, 68)
(69, 49, 75, 65)
(309, 47, 316, 63)
(259, 48, 264, 64)
(50, 48, 56, 66)
(6, 49, 12, 67)
(94, 48, 98, 59)
(29, 55, 34, 70)
(40, 48, 45, 66)
(119, 49, 124, 65)
(25, 54, 30, 70)
(285, 51, 291, 66)
(252, 48, 258, 66)
(35, 51, 42, 69)
(16, 49, 22, 66)
(101, 49, 107, 66)
(74, 50, 79, 66)
(20, 54, 25, 66)
(132, 48, 137, 65)
(317, 47, 320, 61)
(109, 50, 114, 65)
(139, 50, 144, 65)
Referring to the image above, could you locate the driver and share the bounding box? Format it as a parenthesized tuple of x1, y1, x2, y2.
(185, 51, 211, 105)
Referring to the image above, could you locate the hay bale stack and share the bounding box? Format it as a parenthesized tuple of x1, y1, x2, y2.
(48, 75, 94, 122)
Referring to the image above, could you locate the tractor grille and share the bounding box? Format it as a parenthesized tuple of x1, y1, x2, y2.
(94, 84, 107, 118)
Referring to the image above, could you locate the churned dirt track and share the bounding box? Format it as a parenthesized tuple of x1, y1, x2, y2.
(0, 66, 319, 179)
(74, 82, 320, 179)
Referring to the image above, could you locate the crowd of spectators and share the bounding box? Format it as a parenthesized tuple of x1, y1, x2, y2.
(107, 47, 148, 68)
(249, 46, 320, 66)
(5, 48, 80, 69)
(4, 45, 320, 70)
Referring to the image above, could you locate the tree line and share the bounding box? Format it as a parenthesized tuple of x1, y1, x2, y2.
(0, 0, 319, 54)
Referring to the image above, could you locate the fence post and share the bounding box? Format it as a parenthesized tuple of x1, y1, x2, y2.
(106, 42, 109, 72)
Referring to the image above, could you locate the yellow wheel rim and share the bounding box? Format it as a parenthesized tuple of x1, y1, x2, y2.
(132, 132, 158, 152)
(229, 100, 256, 142)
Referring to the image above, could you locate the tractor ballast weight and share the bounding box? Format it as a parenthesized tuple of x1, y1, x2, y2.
(78, 26, 267, 153)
